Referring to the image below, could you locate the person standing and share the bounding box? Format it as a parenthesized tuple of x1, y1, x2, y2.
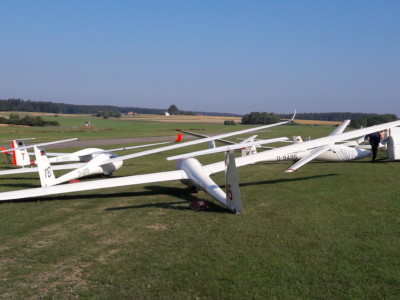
(364, 130, 385, 161)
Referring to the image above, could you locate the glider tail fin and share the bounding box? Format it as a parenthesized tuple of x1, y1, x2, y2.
(240, 135, 258, 156)
(34, 146, 56, 187)
(225, 150, 243, 213)
(11, 140, 31, 167)
(293, 136, 303, 144)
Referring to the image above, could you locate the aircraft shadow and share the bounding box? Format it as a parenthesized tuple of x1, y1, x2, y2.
(238, 173, 338, 188)
(104, 185, 229, 214)
(0, 182, 39, 188)
(2, 185, 228, 213)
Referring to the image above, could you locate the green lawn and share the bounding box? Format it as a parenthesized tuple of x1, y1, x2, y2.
(1, 113, 256, 142)
(0, 119, 399, 299)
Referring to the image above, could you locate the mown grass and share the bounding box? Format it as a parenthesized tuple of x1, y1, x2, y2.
(0, 119, 399, 299)
(0, 113, 252, 142)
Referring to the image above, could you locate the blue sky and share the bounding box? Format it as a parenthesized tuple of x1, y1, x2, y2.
(1, 1, 399, 115)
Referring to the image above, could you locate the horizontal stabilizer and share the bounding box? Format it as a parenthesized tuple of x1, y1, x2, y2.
(239, 135, 258, 144)
(2, 138, 77, 152)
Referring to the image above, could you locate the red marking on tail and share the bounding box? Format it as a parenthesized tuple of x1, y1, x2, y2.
(175, 133, 182, 142)
(11, 140, 17, 166)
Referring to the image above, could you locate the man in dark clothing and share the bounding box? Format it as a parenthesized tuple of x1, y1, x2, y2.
(364, 131, 385, 161)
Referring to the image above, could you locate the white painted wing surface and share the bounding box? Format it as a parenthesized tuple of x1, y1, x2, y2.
(176, 129, 236, 145)
(100, 112, 296, 166)
(106, 140, 174, 152)
(29, 140, 177, 157)
(166, 137, 290, 160)
(329, 120, 351, 136)
(203, 120, 400, 175)
(0, 170, 188, 201)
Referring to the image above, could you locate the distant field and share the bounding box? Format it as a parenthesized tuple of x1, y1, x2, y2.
(122, 114, 243, 123)
(0, 111, 342, 125)
(0, 112, 342, 143)
(0, 117, 399, 299)
(292, 119, 342, 126)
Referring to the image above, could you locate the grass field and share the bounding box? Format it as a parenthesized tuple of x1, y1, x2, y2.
(0, 112, 340, 142)
(0, 114, 399, 299)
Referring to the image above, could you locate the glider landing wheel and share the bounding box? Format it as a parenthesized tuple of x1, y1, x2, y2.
(189, 200, 208, 211)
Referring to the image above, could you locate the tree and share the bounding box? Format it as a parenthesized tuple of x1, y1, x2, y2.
(224, 120, 237, 125)
(351, 114, 398, 128)
(167, 105, 179, 115)
(241, 112, 280, 125)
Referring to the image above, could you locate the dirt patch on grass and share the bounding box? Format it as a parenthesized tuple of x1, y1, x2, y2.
(0, 124, 29, 128)
(145, 224, 169, 231)
(31, 259, 91, 297)
(122, 114, 242, 124)
(293, 119, 342, 125)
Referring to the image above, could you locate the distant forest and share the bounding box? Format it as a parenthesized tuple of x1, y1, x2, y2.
(279, 112, 396, 121)
(0, 98, 241, 117)
(0, 98, 397, 125)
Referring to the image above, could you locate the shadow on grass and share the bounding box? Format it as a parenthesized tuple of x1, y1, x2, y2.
(0, 182, 38, 188)
(239, 173, 339, 187)
(299, 157, 394, 165)
(105, 185, 229, 214)
(1, 185, 230, 213)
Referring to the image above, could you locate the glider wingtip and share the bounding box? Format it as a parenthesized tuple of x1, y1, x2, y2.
(290, 110, 297, 121)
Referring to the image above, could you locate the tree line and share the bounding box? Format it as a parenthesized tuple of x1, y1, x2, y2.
(0, 114, 60, 126)
(2, 99, 397, 126)
(278, 112, 387, 122)
(242, 112, 398, 128)
(0, 98, 241, 117)
(0, 98, 168, 115)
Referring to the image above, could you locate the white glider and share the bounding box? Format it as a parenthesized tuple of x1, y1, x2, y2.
(0, 118, 399, 214)
(0, 113, 295, 187)
(0, 135, 183, 179)
(167, 137, 290, 160)
(168, 119, 372, 165)
(99, 112, 296, 166)
(1, 136, 182, 167)
(0, 113, 297, 211)
(1, 138, 77, 167)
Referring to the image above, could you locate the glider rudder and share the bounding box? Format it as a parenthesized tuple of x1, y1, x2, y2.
(34, 146, 56, 187)
(225, 150, 243, 213)
(12, 140, 31, 167)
